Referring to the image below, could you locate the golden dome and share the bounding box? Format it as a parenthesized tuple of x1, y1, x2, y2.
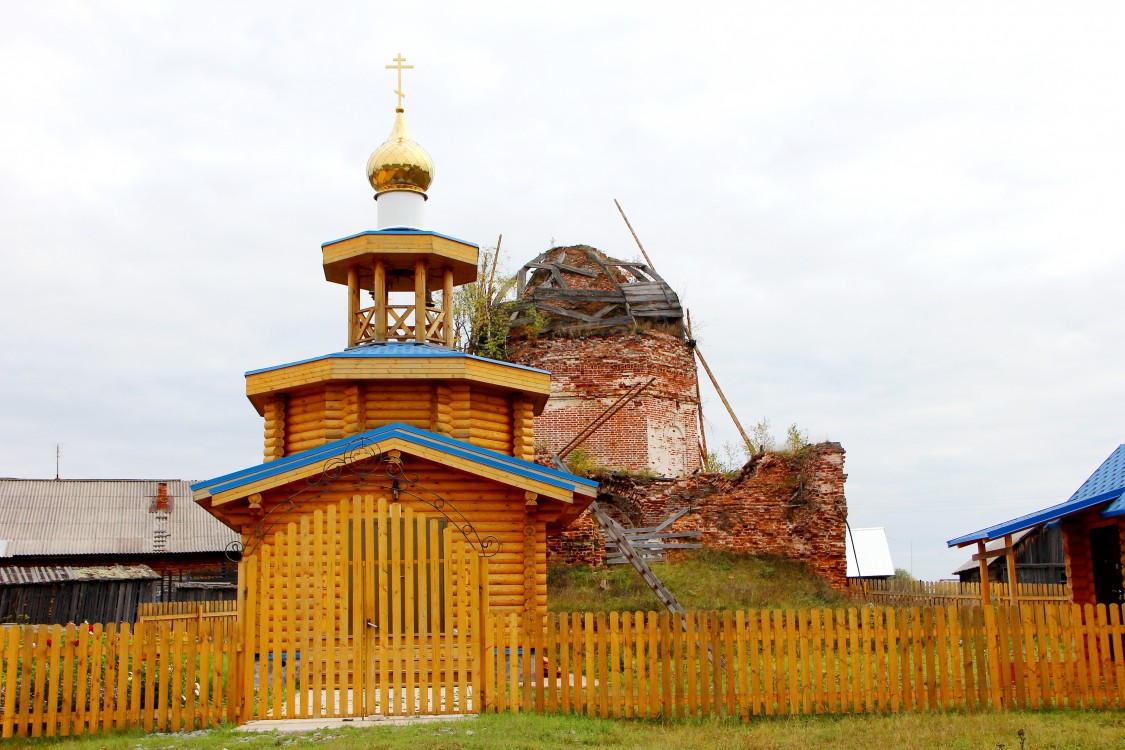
(366, 109, 434, 195)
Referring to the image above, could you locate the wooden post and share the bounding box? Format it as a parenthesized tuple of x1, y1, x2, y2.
(414, 258, 427, 343)
(373, 258, 387, 343)
(347, 266, 359, 347)
(977, 540, 991, 605)
(235, 550, 248, 723)
(443, 266, 454, 348)
(1004, 533, 1018, 606)
(693, 343, 754, 453)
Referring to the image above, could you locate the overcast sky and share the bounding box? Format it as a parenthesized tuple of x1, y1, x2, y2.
(2, 1, 1123, 579)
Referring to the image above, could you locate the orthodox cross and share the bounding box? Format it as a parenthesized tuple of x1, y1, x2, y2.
(386, 53, 413, 111)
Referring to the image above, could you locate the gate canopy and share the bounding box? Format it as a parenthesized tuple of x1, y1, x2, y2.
(191, 422, 598, 527)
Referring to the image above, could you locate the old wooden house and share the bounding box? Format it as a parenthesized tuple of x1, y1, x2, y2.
(191, 64, 597, 718)
(948, 444, 1125, 605)
(953, 526, 1066, 586)
(0, 479, 238, 622)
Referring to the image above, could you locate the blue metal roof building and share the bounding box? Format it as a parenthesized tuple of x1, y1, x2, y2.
(947, 445, 1125, 605)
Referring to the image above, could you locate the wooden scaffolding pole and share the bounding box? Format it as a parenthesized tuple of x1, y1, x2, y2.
(613, 199, 657, 270)
(692, 341, 754, 453)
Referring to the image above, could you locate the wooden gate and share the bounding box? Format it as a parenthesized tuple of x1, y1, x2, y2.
(238, 495, 489, 721)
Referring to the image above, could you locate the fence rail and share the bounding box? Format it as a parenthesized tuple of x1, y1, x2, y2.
(0, 617, 236, 739)
(849, 579, 1071, 607)
(483, 603, 1125, 717)
(136, 600, 238, 619)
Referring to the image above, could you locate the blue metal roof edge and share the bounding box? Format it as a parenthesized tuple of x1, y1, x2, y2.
(1101, 495, 1125, 517)
(193, 423, 597, 497)
(946, 486, 1125, 547)
(320, 228, 479, 249)
(243, 343, 549, 378)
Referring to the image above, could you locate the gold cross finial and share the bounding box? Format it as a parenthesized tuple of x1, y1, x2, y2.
(386, 53, 413, 111)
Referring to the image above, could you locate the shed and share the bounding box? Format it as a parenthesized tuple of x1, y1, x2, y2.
(0, 479, 239, 617)
(845, 526, 895, 579)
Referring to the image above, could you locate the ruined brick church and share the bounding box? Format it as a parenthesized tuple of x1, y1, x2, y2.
(506, 245, 849, 590)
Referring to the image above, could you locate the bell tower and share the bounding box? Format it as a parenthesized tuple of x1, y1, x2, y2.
(321, 53, 478, 349)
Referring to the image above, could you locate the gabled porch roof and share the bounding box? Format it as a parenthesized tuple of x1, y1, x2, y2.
(191, 423, 599, 508)
(947, 444, 1125, 548)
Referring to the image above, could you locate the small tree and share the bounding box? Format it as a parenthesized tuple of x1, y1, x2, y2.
(785, 423, 809, 451)
(452, 242, 517, 359)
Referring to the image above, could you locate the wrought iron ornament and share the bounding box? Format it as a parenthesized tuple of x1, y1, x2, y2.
(229, 435, 499, 561)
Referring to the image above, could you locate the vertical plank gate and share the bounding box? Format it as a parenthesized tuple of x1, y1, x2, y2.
(238, 495, 489, 721)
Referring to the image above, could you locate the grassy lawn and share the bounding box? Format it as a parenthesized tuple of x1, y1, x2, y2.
(6, 711, 1123, 749)
(547, 550, 844, 613)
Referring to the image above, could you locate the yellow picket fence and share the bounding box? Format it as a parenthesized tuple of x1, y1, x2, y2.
(137, 600, 238, 620)
(849, 579, 1071, 607)
(482, 603, 1125, 717)
(0, 616, 236, 739)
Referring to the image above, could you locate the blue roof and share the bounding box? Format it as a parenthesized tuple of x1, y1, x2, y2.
(245, 341, 549, 377)
(192, 423, 598, 498)
(321, 228, 479, 249)
(947, 444, 1125, 546)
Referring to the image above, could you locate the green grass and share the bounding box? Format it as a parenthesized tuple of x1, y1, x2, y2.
(5, 710, 1123, 749)
(547, 550, 844, 613)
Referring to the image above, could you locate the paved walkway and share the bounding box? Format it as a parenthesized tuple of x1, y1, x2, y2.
(238, 713, 474, 733)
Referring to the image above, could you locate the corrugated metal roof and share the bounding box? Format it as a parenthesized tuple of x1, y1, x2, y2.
(0, 565, 161, 584)
(0, 479, 238, 557)
(0, 565, 72, 585)
(947, 444, 1125, 547)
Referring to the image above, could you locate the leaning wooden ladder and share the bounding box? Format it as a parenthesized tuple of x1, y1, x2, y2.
(551, 388, 716, 661)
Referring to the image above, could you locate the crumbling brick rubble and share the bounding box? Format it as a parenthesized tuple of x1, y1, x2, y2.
(546, 443, 849, 590)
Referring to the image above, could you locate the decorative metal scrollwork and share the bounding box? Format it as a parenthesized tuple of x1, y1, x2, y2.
(237, 435, 499, 559)
(224, 539, 244, 563)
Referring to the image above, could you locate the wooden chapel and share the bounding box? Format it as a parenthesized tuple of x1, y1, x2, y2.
(190, 57, 597, 719)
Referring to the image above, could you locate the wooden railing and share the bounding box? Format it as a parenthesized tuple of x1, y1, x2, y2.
(0, 616, 236, 739)
(482, 603, 1125, 716)
(354, 304, 447, 345)
(848, 579, 1071, 607)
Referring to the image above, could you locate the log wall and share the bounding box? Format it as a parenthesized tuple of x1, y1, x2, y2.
(263, 381, 529, 460)
(250, 456, 554, 615)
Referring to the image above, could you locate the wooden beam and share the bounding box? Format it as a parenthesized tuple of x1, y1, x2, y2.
(693, 343, 753, 453)
(971, 546, 1015, 561)
(977, 540, 991, 605)
(613, 198, 657, 271)
(373, 258, 387, 343)
(443, 267, 454, 348)
(414, 258, 427, 343)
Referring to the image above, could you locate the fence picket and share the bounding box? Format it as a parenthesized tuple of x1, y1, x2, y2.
(6, 600, 1125, 736)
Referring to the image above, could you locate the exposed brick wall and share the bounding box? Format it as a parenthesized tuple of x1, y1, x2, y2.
(508, 331, 702, 477)
(548, 443, 849, 591)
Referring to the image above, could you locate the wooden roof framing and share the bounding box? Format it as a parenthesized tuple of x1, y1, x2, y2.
(511, 246, 683, 335)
